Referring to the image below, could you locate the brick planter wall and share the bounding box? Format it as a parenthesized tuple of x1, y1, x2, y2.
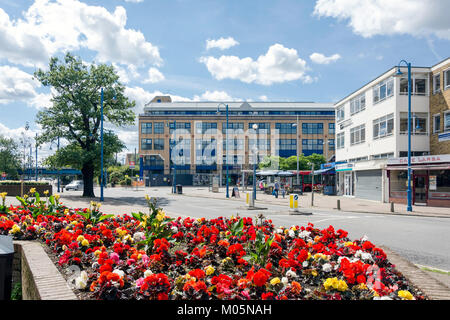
(0, 184, 52, 197)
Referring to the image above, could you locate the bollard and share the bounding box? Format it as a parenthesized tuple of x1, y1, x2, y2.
(337, 199, 341, 210)
(289, 194, 299, 212)
(390, 202, 394, 212)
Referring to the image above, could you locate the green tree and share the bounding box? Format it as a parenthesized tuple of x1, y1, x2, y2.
(0, 135, 21, 179)
(34, 53, 135, 197)
(305, 153, 326, 170)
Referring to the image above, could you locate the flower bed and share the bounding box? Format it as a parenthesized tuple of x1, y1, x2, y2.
(0, 191, 425, 300)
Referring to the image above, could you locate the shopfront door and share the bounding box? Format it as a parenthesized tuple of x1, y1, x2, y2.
(344, 172, 353, 196)
(413, 174, 428, 204)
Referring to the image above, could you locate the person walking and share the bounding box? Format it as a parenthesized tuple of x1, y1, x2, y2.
(281, 183, 286, 198)
(274, 180, 280, 198)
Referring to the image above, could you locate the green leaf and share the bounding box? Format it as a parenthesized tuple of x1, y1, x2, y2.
(35, 192, 40, 203)
(97, 214, 114, 222)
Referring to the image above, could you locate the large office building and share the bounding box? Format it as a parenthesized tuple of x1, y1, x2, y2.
(334, 57, 450, 207)
(138, 97, 335, 186)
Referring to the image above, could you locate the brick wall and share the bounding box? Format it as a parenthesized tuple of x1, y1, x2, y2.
(430, 62, 450, 154)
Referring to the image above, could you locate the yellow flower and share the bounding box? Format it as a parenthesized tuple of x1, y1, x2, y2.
(270, 277, 281, 286)
(81, 239, 89, 247)
(0, 192, 7, 199)
(311, 270, 318, 277)
(23, 194, 29, 199)
(156, 210, 165, 222)
(355, 283, 368, 290)
(307, 252, 312, 260)
(77, 235, 85, 242)
(145, 195, 150, 201)
(337, 280, 348, 292)
(29, 188, 36, 194)
(398, 290, 413, 300)
(323, 277, 339, 291)
(64, 209, 69, 215)
(43, 190, 49, 196)
(54, 194, 60, 201)
(94, 250, 101, 257)
(205, 265, 215, 276)
(344, 241, 354, 247)
(9, 224, 21, 234)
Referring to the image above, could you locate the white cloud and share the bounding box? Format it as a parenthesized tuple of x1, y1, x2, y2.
(193, 90, 236, 101)
(310, 52, 341, 64)
(0, 0, 162, 67)
(124, 0, 144, 3)
(313, 0, 450, 40)
(143, 67, 165, 84)
(206, 37, 239, 50)
(200, 43, 309, 85)
(0, 66, 40, 104)
(258, 95, 268, 101)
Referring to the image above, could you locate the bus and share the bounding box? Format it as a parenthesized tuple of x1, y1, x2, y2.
(290, 171, 323, 192)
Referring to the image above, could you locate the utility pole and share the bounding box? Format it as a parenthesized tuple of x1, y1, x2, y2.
(311, 162, 314, 207)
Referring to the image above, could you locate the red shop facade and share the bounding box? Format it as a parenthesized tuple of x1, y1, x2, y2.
(386, 154, 450, 207)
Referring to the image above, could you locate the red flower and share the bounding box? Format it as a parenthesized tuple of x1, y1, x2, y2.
(253, 269, 270, 287)
(262, 292, 274, 300)
(188, 269, 206, 279)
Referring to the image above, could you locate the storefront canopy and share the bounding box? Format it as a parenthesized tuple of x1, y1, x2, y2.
(313, 167, 334, 175)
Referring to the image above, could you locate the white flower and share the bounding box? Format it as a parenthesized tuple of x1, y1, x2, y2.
(361, 235, 369, 242)
(171, 226, 178, 233)
(74, 271, 88, 290)
(133, 232, 145, 242)
(144, 269, 153, 278)
(302, 261, 309, 268)
(286, 270, 297, 278)
(281, 277, 289, 285)
(288, 230, 295, 238)
(113, 269, 125, 278)
(355, 250, 373, 262)
(322, 263, 332, 272)
(298, 231, 311, 239)
(276, 228, 283, 234)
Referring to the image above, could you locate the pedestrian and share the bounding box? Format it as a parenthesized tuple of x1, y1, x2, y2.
(274, 181, 280, 198)
(281, 184, 286, 198)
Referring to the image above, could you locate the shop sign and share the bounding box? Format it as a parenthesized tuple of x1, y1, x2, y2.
(387, 154, 450, 165)
(336, 163, 353, 172)
(429, 176, 437, 191)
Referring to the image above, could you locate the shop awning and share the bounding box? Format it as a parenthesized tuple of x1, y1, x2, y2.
(386, 165, 450, 170)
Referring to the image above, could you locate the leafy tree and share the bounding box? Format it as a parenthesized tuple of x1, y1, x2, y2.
(34, 53, 135, 197)
(305, 153, 326, 170)
(258, 153, 326, 171)
(0, 135, 21, 179)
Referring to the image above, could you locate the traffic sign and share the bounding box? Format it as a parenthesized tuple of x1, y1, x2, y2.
(129, 161, 135, 169)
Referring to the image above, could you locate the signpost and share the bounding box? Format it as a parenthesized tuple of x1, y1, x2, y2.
(289, 194, 299, 212)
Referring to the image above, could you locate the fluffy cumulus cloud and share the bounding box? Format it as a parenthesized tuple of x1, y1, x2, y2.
(0, 66, 40, 104)
(193, 90, 237, 101)
(0, 0, 162, 68)
(313, 0, 450, 40)
(143, 67, 165, 84)
(206, 37, 239, 50)
(200, 44, 310, 85)
(310, 52, 341, 64)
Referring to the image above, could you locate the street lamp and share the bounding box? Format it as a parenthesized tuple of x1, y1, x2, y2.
(217, 103, 229, 198)
(394, 60, 413, 212)
(308, 161, 315, 207)
(252, 124, 258, 201)
(168, 120, 177, 194)
(291, 115, 300, 187)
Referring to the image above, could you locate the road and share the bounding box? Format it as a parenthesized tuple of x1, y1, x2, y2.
(45, 186, 450, 272)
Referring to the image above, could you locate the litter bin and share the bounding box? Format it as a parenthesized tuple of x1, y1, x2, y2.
(176, 184, 182, 194)
(0, 235, 14, 300)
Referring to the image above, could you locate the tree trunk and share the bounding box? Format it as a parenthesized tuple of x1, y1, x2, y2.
(81, 161, 95, 198)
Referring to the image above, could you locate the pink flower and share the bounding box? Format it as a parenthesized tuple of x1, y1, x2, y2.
(141, 254, 149, 265)
(127, 258, 136, 266)
(135, 277, 145, 288)
(110, 252, 120, 264)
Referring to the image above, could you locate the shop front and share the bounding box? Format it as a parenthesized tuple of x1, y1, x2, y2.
(336, 163, 354, 197)
(314, 161, 346, 195)
(387, 155, 450, 207)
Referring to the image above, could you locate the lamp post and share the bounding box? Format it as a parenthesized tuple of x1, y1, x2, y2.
(100, 87, 105, 201)
(20, 122, 30, 197)
(292, 115, 300, 188)
(252, 124, 258, 201)
(217, 103, 229, 198)
(309, 161, 315, 207)
(394, 60, 412, 212)
(35, 133, 38, 181)
(171, 120, 177, 194)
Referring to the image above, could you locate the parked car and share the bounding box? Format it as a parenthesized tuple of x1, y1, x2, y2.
(65, 180, 84, 191)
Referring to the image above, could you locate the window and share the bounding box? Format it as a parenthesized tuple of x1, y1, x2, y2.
(249, 139, 270, 151)
(329, 123, 335, 135)
(275, 123, 296, 134)
(336, 106, 345, 122)
(302, 139, 323, 155)
(222, 122, 244, 134)
(433, 73, 441, 94)
(373, 113, 394, 139)
(144, 155, 164, 167)
(153, 138, 164, 150)
(399, 151, 429, 157)
(400, 112, 428, 135)
(154, 122, 164, 134)
(445, 111, 450, 132)
(195, 139, 216, 164)
(433, 114, 441, 133)
(248, 123, 270, 134)
(399, 75, 428, 96)
(170, 138, 190, 164)
(170, 122, 191, 133)
(302, 123, 323, 134)
(278, 139, 297, 150)
(141, 122, 152, 134)
(373, 78, 394, 104)
(223, 138, 244, 150)
(350, 93, 366, 115)
(328, 139, 335, 151)
(445, 69, 450, 90)
(371, 153, 394, 160)
(141, 138, 152, 150)
(336, 132, 345, 149)
(195, 122, 217, 134)
(350, 124, 365, 145)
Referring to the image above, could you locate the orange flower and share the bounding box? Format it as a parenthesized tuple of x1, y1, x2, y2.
(291, 281, 302, 294)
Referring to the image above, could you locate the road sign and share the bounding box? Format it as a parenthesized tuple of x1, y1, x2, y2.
(129, 161, 135, 169)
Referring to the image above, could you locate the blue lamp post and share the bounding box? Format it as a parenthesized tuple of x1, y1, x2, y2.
(395, 60, 413, 212)
(172, 120, 177, 194)
(252, 123, 258, 201)
(217, 103, 229, 198)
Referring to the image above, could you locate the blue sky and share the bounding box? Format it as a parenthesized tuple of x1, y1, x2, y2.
(1, 0, 449, 161)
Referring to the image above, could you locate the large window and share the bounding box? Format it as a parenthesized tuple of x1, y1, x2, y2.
(433, 114, 441, 133)
(433, 73, 441, 94)
(153, 138, 164, 150)
(445, 69, 450, 90)
(249, 139, 270, 151)
(302, 139, 323, 155)
(223, 138, 244, 150)
(275, 123, 296, 134)
(328, 123, 335, 134)
(302, 123, 323, 134)
(153, 122, 164, 134)
(400, 112, 427, 135)
(195, 122, 217, 134)
(350, 93, 366, 115)
(373, 77, 394, 104)
(195, 139, 216, 164)
(445, 111, 450, 132)
(222, 122, 244, 134)
(278, 139, 297, 150)
(429, 170, 450, 196)
(143, 155, 164, 167)
(350, 124, 365, 145)
(336, 106, 345, 122)
(373, 113, 394, 139)
(336, 132, 344, 149)
(328, 139, 335, 151)
(400, 75, 428, 95)
(141, 122, 152, 134)
(141, 138, 152, 150)
(249, 123, 270, 133)
(170, 122, 191, 133)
